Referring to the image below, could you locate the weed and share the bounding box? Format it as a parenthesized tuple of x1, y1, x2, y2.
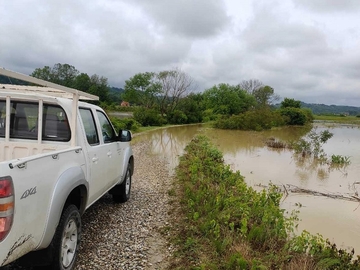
(292, 130, 333, 162)
(168, 135, 359, 269)
(330, 154, 351, 166)
(265, 137, 290, 149)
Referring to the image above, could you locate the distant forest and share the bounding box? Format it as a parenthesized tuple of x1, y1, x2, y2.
(300, 102, 360, 116)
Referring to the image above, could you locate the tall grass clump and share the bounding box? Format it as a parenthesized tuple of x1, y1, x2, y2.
(173, 135, 295, 268)
(110, 116, 140, 132)
(170, 135, 360, 269)
(214, 109, 285, 131)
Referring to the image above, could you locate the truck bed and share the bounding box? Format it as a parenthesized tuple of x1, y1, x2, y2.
(0, 139, 70, 163)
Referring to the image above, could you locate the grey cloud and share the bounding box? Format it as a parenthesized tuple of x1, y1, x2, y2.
(131, 0, 230, 38)
(234, 4, 360, 106)
(293, 0, 360, 13)
(1, 0, 360, 107)
(243, 9, 328, 54)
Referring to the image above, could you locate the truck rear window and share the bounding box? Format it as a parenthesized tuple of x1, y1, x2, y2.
(0, 100, 71, 142)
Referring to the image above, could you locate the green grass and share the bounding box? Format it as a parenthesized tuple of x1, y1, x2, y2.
(167, 135, 360, 269)
(314, 115, 360, 124)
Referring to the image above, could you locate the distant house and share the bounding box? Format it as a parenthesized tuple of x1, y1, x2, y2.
(121, 101, 130, 107)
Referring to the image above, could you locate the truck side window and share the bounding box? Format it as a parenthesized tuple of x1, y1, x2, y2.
(42, 105, 71, 141)
(0, 101, 70, 141)
(79, 108, 99, 145)
(0, 101, 5, 136)
(96, 111, 116, 143)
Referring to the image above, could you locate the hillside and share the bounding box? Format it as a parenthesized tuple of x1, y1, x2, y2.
(108, 86, 124, 103)
(301, 102, 360, 115)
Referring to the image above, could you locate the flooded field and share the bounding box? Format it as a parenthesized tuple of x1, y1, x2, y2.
(133, 123, 360, 255)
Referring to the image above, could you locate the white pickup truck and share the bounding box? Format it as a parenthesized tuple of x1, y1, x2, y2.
(0, 68, 134, 269)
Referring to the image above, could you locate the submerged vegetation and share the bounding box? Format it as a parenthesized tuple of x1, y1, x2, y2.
(266, 129, 351, 167)
(292, 130, 334, 161)
(169, 135, 359, 269)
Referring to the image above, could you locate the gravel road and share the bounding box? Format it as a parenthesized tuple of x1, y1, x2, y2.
(6, 140, 174, 270)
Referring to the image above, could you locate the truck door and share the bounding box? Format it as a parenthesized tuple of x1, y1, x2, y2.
(95, 110, 122, 183)
(79, 108, 118, 205)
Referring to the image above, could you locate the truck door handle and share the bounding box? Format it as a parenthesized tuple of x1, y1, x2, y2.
(92, 157, 99, 163)
(107, 151, 112, 157)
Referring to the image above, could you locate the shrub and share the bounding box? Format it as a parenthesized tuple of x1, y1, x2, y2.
(167, 110, 188, 124)
(292, 130, 333, 161)
(330, 155, 351, 166)
(279, 108, 311, 125)
(214, 109, 285, 131)
(174, 135, 296, 268)
(202, 109, 218, 122)
(110, 117, 140, 132)
(171, 135, 359, 269)
(133, 107, 166, 126)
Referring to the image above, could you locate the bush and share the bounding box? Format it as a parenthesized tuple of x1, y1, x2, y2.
(302, 108, 314, 122)
(214, 109, 285, 131)
(174, 135, 295, 268)
(167, 110, 188, 124)
(171, 135, 360, 269)
(110, 117, 140, 132)
(202, 109, 218, 122)
(133, 107, 166, 126)
(279, 108, 311, 125)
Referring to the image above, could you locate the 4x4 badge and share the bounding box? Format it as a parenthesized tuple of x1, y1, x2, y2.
(21, 187, 37, 199)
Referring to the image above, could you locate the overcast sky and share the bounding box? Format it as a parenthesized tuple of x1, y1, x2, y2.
(1, 0, 360, 106)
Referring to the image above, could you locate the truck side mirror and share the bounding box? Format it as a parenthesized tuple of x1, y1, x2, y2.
(118, 129, 132, 142)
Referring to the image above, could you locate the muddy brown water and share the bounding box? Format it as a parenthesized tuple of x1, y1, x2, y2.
(134, 123, 360, 255)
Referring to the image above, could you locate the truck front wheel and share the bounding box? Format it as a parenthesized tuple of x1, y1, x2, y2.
(112, 165, 132, 203)
(51, 204, 81, 270)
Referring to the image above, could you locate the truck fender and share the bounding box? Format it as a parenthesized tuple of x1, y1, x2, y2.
(37, 166, 88, 249)
(117, 150, 134, 185)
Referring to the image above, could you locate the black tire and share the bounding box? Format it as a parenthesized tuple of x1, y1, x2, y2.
(112, 165, 132, 203)
(50, 204, 81, 270)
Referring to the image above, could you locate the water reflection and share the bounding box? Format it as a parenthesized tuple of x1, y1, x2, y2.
(134, 123, 360, 254)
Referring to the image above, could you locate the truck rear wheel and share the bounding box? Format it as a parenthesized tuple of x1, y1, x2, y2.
(51, 204, 81, 270)
(112, 165, 132, 203)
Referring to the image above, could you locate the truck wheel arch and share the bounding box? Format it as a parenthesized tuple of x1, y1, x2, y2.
(38, 166, 88, 250)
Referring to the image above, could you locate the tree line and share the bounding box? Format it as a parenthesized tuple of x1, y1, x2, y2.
(8, 63, 313, 130)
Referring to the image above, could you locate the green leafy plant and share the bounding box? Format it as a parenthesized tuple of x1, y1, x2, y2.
(330, 154, 351, 166)
(169, 135, 359, 269)
(110, 116, 140, 132)
(214, 109, 285, 131)
(292, 130, 333, 162)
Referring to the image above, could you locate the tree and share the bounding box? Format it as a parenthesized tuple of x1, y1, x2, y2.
(157, 68, 196, 116)
(51, 63, 79, 87)
(252, 86, 280, 108)
(122, 72, 161, 108)
(281, 98, 301, 109)
(31, 63, 79, 87)
(174, 93, 204, 124)
(31, 66, 53, 81)
(238, 79, 263, 94)
(73, 73, 91, 92)
(203, 84, 255, 115)
(30, 63, 110, 102)
(88, 74, 109, 102)
(280, 108, 308, 125)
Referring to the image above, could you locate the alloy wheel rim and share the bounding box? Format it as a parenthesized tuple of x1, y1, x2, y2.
(61, 219, 78, 268)
(125, 172, 131, 195)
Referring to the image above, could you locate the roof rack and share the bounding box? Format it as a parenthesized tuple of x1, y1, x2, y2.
(0, 67, 99, 147)
(0, 67, 99, 101)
